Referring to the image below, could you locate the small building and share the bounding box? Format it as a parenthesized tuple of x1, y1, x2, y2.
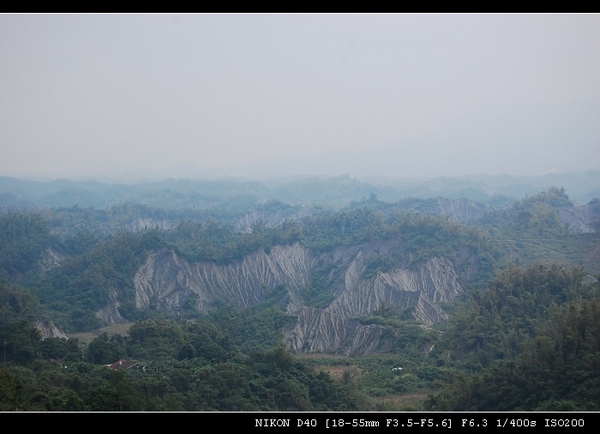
(106, 359, 143, 371)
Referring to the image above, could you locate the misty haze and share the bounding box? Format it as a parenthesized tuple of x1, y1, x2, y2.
(1, 13, 599, 415)
(1, 13, 599, 181)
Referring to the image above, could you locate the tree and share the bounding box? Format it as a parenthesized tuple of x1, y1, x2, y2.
(0, 282, 41, 325)
(87, 333, 125, 364)
(0, 368, 16, 410)
(0, 320, 41, 364)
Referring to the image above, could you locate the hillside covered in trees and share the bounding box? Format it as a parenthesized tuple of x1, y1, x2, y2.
(0, 175, 599, 411)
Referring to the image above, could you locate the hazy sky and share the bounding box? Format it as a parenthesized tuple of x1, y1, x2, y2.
(1, 13, 599, 181)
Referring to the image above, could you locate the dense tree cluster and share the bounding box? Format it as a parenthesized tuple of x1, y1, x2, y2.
(0, 316, 358, 411)
(0, 185, 598, 411)
(428, 264, 600, 410)
(1, 201, 500, 333)
(0, 212, 51, 282)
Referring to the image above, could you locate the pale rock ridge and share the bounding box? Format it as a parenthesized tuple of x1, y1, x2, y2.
(435, 197, 487, 223)
(235, 205, 316, 233)
(96, 286, 125, 324)
(39, 247, 65, 274)
(413, 292, 448, 325)
(559, 201, 600, 234)
(284, 307, 385, 356)
(326, 257, 461, 325)
(129, 218, 175, 232)
(36, 320, 68, 339)
(134, 243, 311, 313)
(130, 239, 465, 355)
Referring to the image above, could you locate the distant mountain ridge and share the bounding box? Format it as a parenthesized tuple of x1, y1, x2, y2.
(1, 174, 599, 358)
(1, 169, 598, 209)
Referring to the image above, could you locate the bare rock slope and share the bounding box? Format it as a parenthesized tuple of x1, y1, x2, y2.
(132, 240, 465, 356)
